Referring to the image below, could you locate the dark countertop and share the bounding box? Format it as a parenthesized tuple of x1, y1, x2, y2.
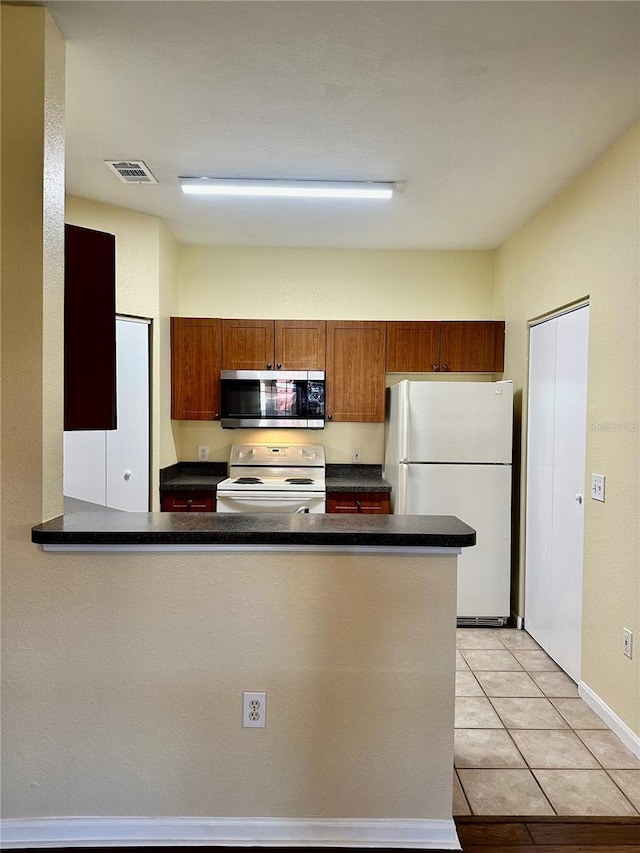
(32, 512, 475, 549)
(325, 464, 391, 493)
(160, 462, 392, 494)
(160, 461, 227, 492)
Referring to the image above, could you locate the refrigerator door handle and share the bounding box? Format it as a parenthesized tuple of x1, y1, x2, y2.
(399, 380, 409, 463)
(398, 462, 408, 514)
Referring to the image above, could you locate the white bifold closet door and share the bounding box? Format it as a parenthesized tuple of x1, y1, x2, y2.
(64, 316, 150, 512)
(525, 305, 589, 682)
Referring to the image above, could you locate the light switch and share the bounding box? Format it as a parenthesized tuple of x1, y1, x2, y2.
(591, 474, 605, 502)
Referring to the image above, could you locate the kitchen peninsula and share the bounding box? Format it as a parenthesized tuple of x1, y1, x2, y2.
(32, 511, 474, 850)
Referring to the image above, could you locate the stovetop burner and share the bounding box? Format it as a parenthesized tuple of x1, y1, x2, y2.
(234, 477, 263, 484)
(285, 478, 315, 485)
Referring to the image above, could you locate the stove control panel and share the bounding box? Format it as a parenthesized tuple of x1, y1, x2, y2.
(229, 444, 325, 467)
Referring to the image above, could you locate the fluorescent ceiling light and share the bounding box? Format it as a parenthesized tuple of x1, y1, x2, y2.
(180, 178, 395, 199)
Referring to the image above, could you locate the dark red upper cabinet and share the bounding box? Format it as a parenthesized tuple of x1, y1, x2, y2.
(64, 224, 117, 430)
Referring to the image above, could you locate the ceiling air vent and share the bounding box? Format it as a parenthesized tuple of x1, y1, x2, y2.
(105, 160, 158, 184)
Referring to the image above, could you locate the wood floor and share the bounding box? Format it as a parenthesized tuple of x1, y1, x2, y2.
(453, 815, 640, 851)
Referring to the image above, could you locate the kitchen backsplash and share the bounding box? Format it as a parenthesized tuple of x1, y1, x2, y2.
(175, 421, 385, 465)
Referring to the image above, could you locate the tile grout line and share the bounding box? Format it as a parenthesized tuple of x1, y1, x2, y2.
(602, 768, 640, 816)
(460, 643, 558, 816)
(455, 629, 640, 816)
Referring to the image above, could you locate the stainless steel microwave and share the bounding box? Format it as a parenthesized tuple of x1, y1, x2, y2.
(220, 370, 325, 429)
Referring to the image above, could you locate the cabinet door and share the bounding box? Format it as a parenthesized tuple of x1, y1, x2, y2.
(171, 318, 222, 420)
(275, 320, 326, 370)
(161, 490, 216, 512)
(64, 224, 116, 430)
(106, 318, 150, 511)
(386, 321, 440, 372)
(222, 319, 275, 370)
(326, 321, 386, 422)
(327, 491, 391, 514)
(440, 321, 505, 372)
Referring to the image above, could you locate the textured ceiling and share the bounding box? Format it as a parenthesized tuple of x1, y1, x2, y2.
(47, 1, 639, 249)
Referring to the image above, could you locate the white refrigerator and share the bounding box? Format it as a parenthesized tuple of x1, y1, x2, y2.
(384, 380, 513, 623)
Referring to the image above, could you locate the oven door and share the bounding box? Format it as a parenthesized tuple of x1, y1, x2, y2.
(216, 491, 326, 513)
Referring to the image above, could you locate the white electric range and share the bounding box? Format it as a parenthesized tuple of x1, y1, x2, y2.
(216, 444, 326, 513)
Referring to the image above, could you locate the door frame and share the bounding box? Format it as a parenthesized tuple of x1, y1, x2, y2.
(115, 314, 152, 512)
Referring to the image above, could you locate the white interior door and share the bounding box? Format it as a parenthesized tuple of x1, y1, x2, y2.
(525, 305, 589, 682)
(63, 430, 107, 505)
(524, 319, 557, 652)
(64, 316, 150, 512)
(106, 318, 150, 511)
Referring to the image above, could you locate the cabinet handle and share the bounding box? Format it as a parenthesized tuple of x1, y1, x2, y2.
(442, 364, 449, 371)
(356, 499, 361, 510)
(432, 364, 440, 372)
(327, 414, 333, 420)
(214, 413, 219, 420)
(267, 362, 272, 369)
(124, 470, 132, 480)
(186, 499, 193, 512)
(276, 362, 282, 369)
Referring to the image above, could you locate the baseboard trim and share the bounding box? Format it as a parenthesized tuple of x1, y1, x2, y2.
(0, 816, 461, 850)
(579, 680, 640, 759)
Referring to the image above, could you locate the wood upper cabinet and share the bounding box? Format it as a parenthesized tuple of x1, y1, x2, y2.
(386, 321, 441, 372)
(171, 317, 222, 420)
(386, 320, 505, 373)
(440, 321, 505, 372)
(222, 319, 275, 370)
(326, 321, 386, 422)
(275, 320, 326, 370)
(64, 224, 117, 430)
(222, 319, 326, 370)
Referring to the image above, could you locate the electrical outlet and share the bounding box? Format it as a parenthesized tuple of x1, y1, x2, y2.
(591, 473, 605, 502)
(243, 691, 266, 728)
(352, 448, 362, 464)
(198, 445, 209, 462)
(623, 628, 633, 659)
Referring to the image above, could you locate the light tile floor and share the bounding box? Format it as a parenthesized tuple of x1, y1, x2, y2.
(454, 628, 640, 816)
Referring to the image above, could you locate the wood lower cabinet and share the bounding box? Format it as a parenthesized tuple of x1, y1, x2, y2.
(171, 318, 222, 420)
(222, 319, 326, 370)
(326, 321, 386, 422)
(386, 320, 505, 373)
(327, 491, 391, 514)
(161, 490, 216, 512)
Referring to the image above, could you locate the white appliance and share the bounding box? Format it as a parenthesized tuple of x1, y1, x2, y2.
(216, 444, 326, 513)
(384, 380, 513, 624)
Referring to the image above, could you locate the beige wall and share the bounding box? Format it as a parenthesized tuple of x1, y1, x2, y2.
(2, 6, 638, 829)
(177, 247, 496, 462)
(158, 221, 180, 468)
(494, 123, 640, 735)
(65, 196, 180, 504)
(2, 7, 459, 824)
(179, 246, 495, 320)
